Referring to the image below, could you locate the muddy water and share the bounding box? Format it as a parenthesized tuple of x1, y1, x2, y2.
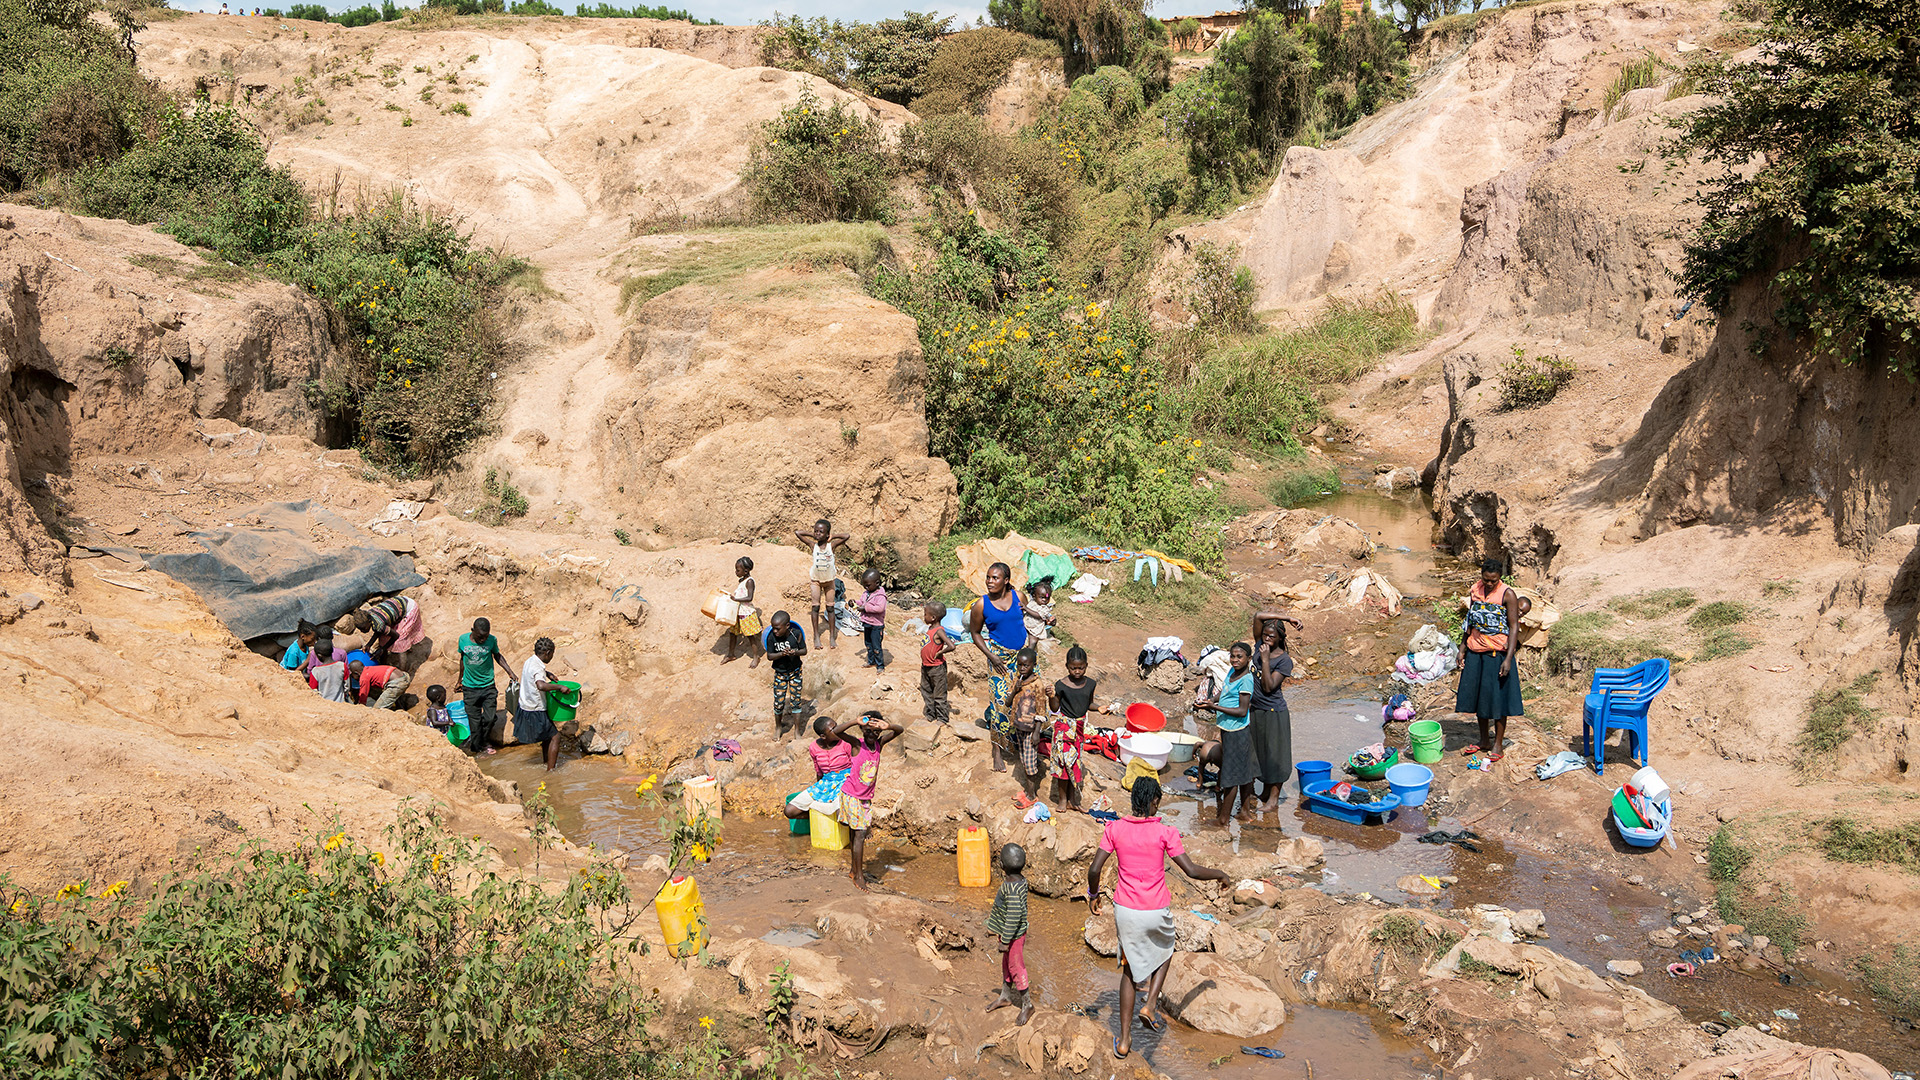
(479, 474, 1920, 1072)
(486, 747, 1433, 1079)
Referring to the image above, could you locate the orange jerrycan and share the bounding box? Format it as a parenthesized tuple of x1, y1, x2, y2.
(655, 874, 708, 959)
(957, 826, 991, 887)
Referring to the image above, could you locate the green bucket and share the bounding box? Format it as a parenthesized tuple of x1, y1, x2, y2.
(546, 681, 582, 723)
(445, 721, 470, 747)
(1408, 719, 1444, 764)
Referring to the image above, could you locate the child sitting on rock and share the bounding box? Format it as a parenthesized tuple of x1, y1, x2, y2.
(985, 842, 1034, 1026)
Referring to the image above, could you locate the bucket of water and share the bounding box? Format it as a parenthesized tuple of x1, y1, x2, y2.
(1296, 759, 1332, 791)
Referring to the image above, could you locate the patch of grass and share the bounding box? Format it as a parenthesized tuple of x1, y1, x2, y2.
(1177, 293, 1422, 448)
(1686, 600, 1753, 630)
(612, 528, 631, 546)
(1694, 626, 1757, 661)
(1100, 570, 1247, 649)
(1606, 588, 1697, 620)
(101, 346, 133, 369)
(1707, 823, 1808, 957)
(1546, 611, 1674, 677)
(911, 531, 983, 607)
(1263, 458, 1341, 508)
(506, 262, 560, 299)
(474, 467, 528, 525)
(1603, 52, 1664, 119)
(617, 222, 891, 314)
(127, 252, 257, 290)
(1855, 944, 1920, 1018)
(1818, 817, 1920, 872)
(1762, 578, 1798, 598)
(1370, 912, 1457, 961)
(1796, 673, 1878, 772)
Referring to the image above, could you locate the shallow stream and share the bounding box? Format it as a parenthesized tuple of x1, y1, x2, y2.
(480, 475, 1919, 1073)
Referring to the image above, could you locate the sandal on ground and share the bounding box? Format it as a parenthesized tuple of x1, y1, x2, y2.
(1136, 1011, 1165, 1033)
(1012, 793, 1035, 810)
(1241, 1046, 1286, 1059)
(1461, 745, 1484, 755)
(1111, 1037, 1128, 1059)
(1488, 752, 1505, 762)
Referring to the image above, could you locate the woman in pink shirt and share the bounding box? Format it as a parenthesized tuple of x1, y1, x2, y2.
(1085, 777, 1227, 1059)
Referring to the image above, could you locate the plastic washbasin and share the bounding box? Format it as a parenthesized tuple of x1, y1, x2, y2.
(1302, 780, 1400, 825)
(1385, 762, 1433, 808)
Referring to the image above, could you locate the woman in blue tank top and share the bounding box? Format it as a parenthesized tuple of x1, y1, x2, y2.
(968, 562, 1028, 774)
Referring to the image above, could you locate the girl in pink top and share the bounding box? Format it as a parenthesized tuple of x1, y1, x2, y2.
(785, 716, 857, 825)
(832, 711, 903, 892)
(1085, 777, 1227, 1059)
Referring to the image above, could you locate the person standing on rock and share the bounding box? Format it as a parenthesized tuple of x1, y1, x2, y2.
(1457, 558, 1524, 763)
(1194, 643, 1258, 825)
(968, 562, 1027, 774)
(1086, 777, 1228, 1059)
(762, 610, 809, 734)
(723, 557, 760, 664)
(1249, 614, 1298, 814)
(919, 600, 955, 725)
(795, 519, 850, 651)
(456, 618, 512, 756)
(1048, 645, 1096, 812)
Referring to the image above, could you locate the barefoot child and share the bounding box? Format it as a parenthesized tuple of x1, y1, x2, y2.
(856, 569, 888, 671)
(1048, 645, 1096, 811)
(762, 611, 808, 735)
(919, 601, 954, 725)
(785, 716, 854, 823)
(1008, 647, 1044, 804)
(985, 842, 1035, 1026)
(795, 519, 850, 650)
(1194, 642, 1257, 824)
(835, 710, 903, 891)
(515, 637, 567, 771)
(724, 557, 760, 663)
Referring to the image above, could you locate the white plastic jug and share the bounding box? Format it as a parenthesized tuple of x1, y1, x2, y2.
(1628, 766, 1669, 805)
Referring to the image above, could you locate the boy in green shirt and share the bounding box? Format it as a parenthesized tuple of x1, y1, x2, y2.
(457, 618, 513, 755)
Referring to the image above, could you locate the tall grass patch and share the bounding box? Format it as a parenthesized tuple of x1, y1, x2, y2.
(1856, 944, 1920, 1018)
(1263, 457, 1340, 508)
(1545, 611, 1674, 677)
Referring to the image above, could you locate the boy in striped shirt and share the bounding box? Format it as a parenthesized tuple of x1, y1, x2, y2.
(985, 843, 1034, 1026)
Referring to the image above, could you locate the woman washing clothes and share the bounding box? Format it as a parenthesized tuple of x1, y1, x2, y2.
(968, 562, 1028, 774)
(1085, 777, 1227, 1059)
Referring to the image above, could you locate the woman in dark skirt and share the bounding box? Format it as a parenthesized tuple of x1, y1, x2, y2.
(1248, 615, 1297, 812)
(1195, 642, 1258, 824)
(1455, 559, 1524, 762)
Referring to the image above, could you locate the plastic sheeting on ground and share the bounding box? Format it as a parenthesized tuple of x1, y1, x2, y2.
(134, 500, 425, 642)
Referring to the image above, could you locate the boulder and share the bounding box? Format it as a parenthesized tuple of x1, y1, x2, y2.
(900, 719, 942, 752)
(1274, 836, 1326, 871)
(1160, 953, 1286, 1037)
(1606, 959, 1644, 977)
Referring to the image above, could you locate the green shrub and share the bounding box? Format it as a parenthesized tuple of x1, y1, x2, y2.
(912, 27, 1034, 115)
(1796, 673, 1877, 771)
(0, 804, 662, 1078)
(282, 194, 516, 473)
(898, 115, 1077, 246)
(1182, 239, 1256, 334)
(759, 12, 950, 104)
(742, 88, 895, 224)
(1669, 0, 1920, 369)
(1607, 588, 1697, 619)
(1175, 293, 1418, 448)
(478, 467, 529, 522)
(1496, 345, 1575, 410)
(1685, 599, 1752, 630)
(1819, 817, 1920, 872)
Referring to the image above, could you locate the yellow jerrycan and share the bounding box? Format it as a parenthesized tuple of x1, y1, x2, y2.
(654, 875, 708, 959)
(957, 826, 991, 887)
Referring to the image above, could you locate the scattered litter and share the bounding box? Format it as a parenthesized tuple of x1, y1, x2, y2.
(887, 865, 907, 873)
(711, 738, 742, 762)
(1466, 753, 1490, 771)
(1667, 962, 1697, 978)
(1774, 1009, 1798, 1021)
(1240, 1046, 1286, 1059)
(1594, 934, 1612, 943)
(1417, 829, 1482, 852)
(1022, 802, 1051, 823)
(1188, 908, 1219, 923)
(1535, 751, 1588, 780)
(1300, 969, 1318, 983)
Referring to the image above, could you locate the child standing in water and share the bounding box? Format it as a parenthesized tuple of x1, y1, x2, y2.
(985, 842, 1035, 1026)
(1048, 645, 1096, 811)
(856, 569, 888, 671)
(795, 519, 850, 650)
(835, 710, 903, 891)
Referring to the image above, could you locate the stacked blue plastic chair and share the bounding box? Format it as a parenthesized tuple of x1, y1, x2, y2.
(1581, 657, 1669, 775)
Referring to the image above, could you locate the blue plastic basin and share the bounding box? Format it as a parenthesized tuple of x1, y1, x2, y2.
(1386, 762, 1434, 808)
